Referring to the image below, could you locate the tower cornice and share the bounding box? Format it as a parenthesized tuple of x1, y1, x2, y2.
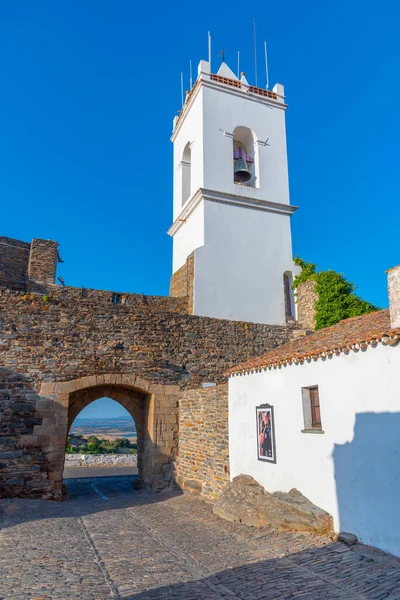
(167, 188, 298, 237)
(171, 73, 287, 143)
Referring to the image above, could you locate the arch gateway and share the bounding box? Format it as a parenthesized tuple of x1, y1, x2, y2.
(39, 375, 180, 495)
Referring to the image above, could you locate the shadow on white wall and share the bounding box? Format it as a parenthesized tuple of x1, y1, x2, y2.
(334, 412, 400, 557)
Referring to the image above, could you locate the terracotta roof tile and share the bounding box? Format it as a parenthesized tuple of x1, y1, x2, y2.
(230, 310, 400, 375)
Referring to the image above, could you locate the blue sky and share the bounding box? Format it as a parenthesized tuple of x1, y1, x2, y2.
(77, 398, 132, 420)
(1, 1, 398, 310)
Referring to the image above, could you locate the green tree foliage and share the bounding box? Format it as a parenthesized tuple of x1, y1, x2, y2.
(293, 257, 379, 330)
(86, 442, 101, 454)
(114, 438, 131, 448)
(65, 436, 77, 454)
(65, 434, 136, 455)
(87, 436, 100, 445)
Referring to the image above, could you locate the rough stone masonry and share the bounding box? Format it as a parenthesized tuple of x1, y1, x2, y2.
(0, 235, 299, 500)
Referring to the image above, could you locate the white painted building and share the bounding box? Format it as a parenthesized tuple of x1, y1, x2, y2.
(228, 267, 400, 557)
(168, 59, 298, 325)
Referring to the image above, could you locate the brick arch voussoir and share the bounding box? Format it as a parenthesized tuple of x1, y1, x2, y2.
(40, 373, 178, 398)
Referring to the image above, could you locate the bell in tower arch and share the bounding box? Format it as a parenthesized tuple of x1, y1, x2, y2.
(233, 147, 253, 183)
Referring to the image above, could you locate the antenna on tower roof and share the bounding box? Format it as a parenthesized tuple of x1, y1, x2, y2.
(189, 60, 193, 89)
(253, 19, 258, 87)
(180, 72, 184, 107)
(264, 41, 269, 89)
(237, 51, 240, 79)
(208, 31, 212, 72)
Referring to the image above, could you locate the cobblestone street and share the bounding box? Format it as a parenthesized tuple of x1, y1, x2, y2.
(1, 476, 400, 600)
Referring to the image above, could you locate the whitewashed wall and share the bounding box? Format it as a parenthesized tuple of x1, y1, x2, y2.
(201, 84, 290, 205)
(172, 87, 204, 221)
(172, 200, 204, 273)
(194, 201, 295, 324)
(229, 342, 400, 557)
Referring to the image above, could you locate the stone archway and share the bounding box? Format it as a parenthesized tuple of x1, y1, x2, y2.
(36, 374, 180, 499)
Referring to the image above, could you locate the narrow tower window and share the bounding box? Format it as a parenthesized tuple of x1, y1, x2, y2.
(283, 272, 294, 321)
(181, 143, 191, 206)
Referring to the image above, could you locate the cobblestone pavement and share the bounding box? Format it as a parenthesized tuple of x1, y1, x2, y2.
(1, 475, 400, 600)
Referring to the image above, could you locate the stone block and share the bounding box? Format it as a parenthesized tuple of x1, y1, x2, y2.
(36, 399, 53, 410)
(74, 378, 85, 390)
(40, 382, 55, 395)
(134, 377, 150, 392)
(60, 380, 77, 394)
(336, 532, 359, 546)
(149, 384, 167, 395)
(213, 475, 333, 534)
(80, 376, 92, 389)
(96, 374, 106, 386)
(87, 375, 98, 387)
(164, 385, 181, 395)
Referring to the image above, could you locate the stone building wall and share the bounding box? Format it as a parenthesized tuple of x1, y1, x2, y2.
(0, 236, 30, 291)
(0, 285, 293, 499)
(296, 280, 318, 330)
(176, 384, 230, 499)
(170, 252, 194, 314)
(0, 287, 291, 388)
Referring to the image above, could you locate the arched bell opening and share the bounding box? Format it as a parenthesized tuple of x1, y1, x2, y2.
(232, 126, 259, 188)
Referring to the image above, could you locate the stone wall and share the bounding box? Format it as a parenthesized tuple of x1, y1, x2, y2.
(296, 280, 318, 330)
(28, 239, 58, 285)
(176, 384, 230, 499)
(0, 284, 293, 499)
(0, 369, 49, 498)
(39, 283, 188, 314)
(170, 252, 194, 314)
(0, 236, 30, 291)
(0, 287, 291, 388)
(64, 453, 138, 467)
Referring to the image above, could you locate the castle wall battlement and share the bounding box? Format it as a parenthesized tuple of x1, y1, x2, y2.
(0, 236, 31, 291)
(0, 235, 58, 292)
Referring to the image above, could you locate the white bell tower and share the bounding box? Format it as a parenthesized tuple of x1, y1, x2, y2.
(168, 59, 298, 325)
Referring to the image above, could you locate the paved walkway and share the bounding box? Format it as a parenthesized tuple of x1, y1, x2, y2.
(1, 476, 400, 600)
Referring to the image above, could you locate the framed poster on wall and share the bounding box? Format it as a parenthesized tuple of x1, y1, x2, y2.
(256, 404, 276, 463)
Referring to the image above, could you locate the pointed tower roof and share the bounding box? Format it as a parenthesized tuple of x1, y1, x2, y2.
(217, 62, 238, 80)
(240, 72, 249, 85)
